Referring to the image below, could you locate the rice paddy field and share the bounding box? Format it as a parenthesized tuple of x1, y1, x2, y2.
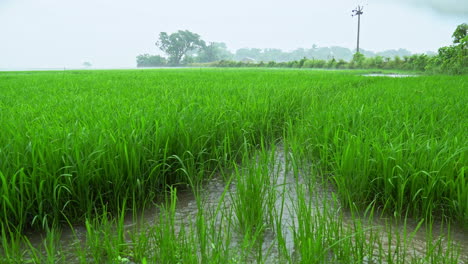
(0, 68, 467, 263)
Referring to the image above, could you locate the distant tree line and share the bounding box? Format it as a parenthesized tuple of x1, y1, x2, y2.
(137, 24, 467, 74)
(210, 53, 435, 72)
(231, 47, 415, 62)
(136, 30, 415, 67)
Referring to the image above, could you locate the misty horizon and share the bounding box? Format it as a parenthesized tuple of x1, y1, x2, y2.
(0, 0, 466, 69)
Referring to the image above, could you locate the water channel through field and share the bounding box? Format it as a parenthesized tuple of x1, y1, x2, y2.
(26, 147, 467, 263)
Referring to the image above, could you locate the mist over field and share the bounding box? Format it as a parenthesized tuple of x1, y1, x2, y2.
(0, 0, 466, 68)
(383, 0, 468, 16)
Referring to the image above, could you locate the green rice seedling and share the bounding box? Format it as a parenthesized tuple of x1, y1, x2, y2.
(147, 187, 198, 263)
(83, 201, 130, 263)
(33, 227, 63, 264)
(125, 225, 152, 264)
(292, 184, 330, 263)
(268, 156, 293, 262)
(231, 147, 271, 236)
(0, 224, 26, 263)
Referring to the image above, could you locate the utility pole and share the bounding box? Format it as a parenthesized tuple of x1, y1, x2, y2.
(352, 5, 364, 53)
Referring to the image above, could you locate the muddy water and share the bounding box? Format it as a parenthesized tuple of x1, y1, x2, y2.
(26, 148, 467, 263)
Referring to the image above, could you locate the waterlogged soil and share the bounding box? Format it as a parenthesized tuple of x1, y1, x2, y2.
(25, 148, 467, 263)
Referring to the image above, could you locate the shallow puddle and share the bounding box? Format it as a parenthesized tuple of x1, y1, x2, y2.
(362, 73, 418, 78)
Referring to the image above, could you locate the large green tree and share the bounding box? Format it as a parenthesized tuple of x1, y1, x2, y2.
(452, 23, 468, 44)
(197, 42, 232, 62)
(156, 30, 205, 65)
(428, 23, 468, 74)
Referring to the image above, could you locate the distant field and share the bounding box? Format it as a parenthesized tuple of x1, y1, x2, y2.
(0, 68, 466, 232)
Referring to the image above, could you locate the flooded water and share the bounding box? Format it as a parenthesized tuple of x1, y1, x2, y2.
(24, 147, 467, 263)
(362, 73, 418, 78)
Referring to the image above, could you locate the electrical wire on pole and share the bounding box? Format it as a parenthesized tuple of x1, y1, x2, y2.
(352, 6, 364, 54)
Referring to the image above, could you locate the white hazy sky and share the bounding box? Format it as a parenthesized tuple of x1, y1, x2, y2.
(0, 0, 466, 68)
